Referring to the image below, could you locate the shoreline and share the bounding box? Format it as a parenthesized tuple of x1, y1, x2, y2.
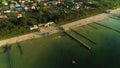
(60, 13, 108, 30)
(0, 8, 120, 47)
(60, 8, 120, 30)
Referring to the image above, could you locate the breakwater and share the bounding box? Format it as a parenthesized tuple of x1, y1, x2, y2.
(110, 16, 120, 20)
(70, 29, 96, 45)
(64, 31, 91, 50)
(5, 45, 13, 68)
(88, 24, 98, 29)
(16, 42, 23, 55)
(94, 22, 120, 33)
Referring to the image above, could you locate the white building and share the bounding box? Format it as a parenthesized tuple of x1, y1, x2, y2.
(30, 25, 38, 30)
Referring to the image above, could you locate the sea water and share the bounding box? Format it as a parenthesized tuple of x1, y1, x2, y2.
(0, 17, 120, 68)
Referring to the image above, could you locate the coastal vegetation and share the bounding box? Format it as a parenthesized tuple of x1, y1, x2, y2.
(0, 0, 120, 40)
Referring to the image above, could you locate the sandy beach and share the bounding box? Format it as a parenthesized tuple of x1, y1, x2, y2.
(0, 8, 120, 47)
(60, 13, 108, 29)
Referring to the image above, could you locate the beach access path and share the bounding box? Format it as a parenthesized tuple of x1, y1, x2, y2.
(0, 8, 120, 47)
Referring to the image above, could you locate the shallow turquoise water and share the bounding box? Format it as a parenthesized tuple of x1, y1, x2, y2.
(0, 17, 120, 68)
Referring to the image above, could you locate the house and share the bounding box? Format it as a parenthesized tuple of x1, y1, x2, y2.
(4, 10, 11, 13)
(44, 22, 54, 27)
(39, 2, 48, 6)
(73, 3, 80, 9)
(48, 1, 58, 6)
(10, 4, 15, 10)
(37, 0, 41, 3)
(24, 6, 29, 11)
(47, 22, 54, 25)
(44, 24, 49, 27)
(87, 2, 93, 4)
(19, 0, 25, 3)
(2, 1, 8, 6)
(0, 14, 8, 19)
(31, 5, 36, 9)
(43, 3, 47, 6)
(38, 24, 44, 27)
(0, 15, 3, 18)
(14, 13, 23, 18)
(14, 4, 22, 11)
(30, 25, 38, 30)
(15, 4, 21, 8)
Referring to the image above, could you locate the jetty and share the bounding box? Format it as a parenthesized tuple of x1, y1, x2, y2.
(3, 45, 13, 68)
(110, 16, 120, 20)
(64, 31, 91, 50)
(88, 24, 98, 29)
(70, 29, 96, 45)
(94, 22, 120, 33)
(16, 42, 23, 55)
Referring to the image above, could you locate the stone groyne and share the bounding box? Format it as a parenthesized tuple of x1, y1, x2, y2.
(63, 31, 91, 50)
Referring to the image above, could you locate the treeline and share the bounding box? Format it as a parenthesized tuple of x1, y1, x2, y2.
(0, 19, 33, 39)
(0, 9, 50, 39)
(75, 0, 120, 8)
